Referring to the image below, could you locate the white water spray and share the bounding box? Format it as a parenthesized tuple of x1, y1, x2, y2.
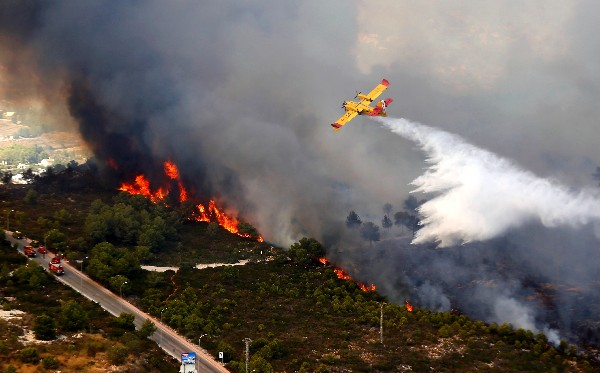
(375, 117, 600, 247)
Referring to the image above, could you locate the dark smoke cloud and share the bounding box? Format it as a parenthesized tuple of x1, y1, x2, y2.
(0, 1, 418, 243)
(0, 1, 377, 241)
(3, 1, 600, 346)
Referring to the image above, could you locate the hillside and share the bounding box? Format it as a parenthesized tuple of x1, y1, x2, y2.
(0, 236, 179, 372)
(1, 173, 599, 372)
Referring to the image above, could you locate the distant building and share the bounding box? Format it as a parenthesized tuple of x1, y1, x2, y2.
(11, 174, 27, 184)
(40, 158, 55, 167)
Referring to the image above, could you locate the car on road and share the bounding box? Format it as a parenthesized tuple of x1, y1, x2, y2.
(38, 245, 48, 254)
(12, 231, 24, 239)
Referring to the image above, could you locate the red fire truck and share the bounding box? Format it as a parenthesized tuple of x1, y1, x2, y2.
(23, 245, 37, 258)
(49, 262, 65, 275)
(37, 244, 47, 255)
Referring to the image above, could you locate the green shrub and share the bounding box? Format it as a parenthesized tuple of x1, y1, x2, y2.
(438, 325, 453, 338)
(0, 340, 7, 355)
(217, 341, 235, 363)
(85, 339, 105, 357)
(60, 300, 89, 332)
(321, 354, 338, 365)
(250, 355, 274, 373)
(34, 314, 57, 340)
(137, 319, 157, 339)
(19, 347, 39, 364)
(23, 188, 38, 204)
(107, 345, 129, 365)
(42, 355, 59, 369)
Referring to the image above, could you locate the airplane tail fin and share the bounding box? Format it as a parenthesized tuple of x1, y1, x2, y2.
(369, 98, 393, 117)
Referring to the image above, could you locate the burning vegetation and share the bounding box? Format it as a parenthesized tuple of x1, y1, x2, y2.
(319, 257, 376, 293)
(118, 160, 263, 242)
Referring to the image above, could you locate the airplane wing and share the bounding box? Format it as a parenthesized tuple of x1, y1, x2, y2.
(358, 79, 389, 105)
(331, 79, 390, 131)
(331, 110, 358, 131)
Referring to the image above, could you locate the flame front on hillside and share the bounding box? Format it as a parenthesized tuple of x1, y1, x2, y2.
(118, 160, 263, 242)
(319, 257, 376, 292)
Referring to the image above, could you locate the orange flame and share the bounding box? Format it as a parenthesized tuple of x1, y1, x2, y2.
(118, 160, 263, 242)
(405, 300, 413, 312)
(359, 283, 377, 292)
(164, 160, 188, 202)
(164, 160, 180, 179)
(178, 181, 188, 202)
(196, 204, 210, 222)
(119, 174, 164, 203)
(334, 268, 352, 281)
(319, 257, 376, 292)
(194, 200, 264, 242)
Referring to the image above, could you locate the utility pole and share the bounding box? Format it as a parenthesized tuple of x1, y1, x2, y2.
(242, 337, 252, 373)
(119, 281, 128, 313)
(79, 256, 88, 287)
(160, 307, 168, 345)
(197, 334, 207, 373)
(379, 302, 386, 345)
(6, 209, 14, 231)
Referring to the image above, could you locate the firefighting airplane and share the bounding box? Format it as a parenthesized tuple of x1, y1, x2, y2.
(331, 79, 393, 131)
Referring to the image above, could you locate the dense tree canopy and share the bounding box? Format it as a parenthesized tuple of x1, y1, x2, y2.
(86, 242, 140, 284)
(84, 194, 180, 249)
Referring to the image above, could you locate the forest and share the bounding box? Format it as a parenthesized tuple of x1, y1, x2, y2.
(0, 169, 598, 372)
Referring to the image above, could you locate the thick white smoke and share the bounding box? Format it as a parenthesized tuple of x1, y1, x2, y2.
(376, 117, 600, 247)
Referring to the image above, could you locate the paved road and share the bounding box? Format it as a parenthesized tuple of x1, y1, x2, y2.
(5, 231, 228, 373)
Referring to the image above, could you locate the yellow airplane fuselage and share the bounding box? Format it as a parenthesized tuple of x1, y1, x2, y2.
(343, 101, 387, 116)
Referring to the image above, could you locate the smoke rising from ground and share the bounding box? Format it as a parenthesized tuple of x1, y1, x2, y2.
(377, 116, 600, 247)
